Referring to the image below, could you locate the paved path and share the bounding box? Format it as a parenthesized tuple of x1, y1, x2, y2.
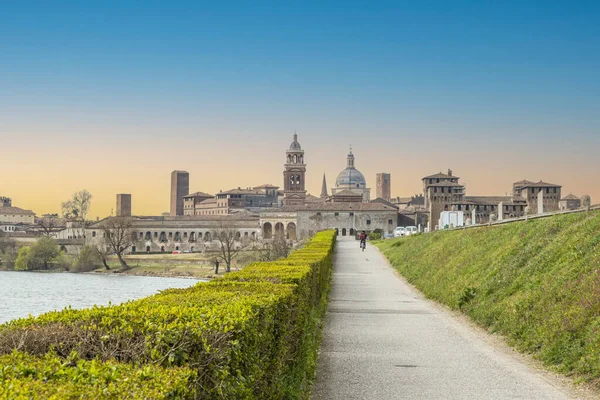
(311, 238, 575, 400)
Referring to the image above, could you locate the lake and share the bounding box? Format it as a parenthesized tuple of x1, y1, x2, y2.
(0, 271, 202, 324)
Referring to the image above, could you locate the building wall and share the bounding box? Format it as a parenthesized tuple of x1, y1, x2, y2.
(296, 210, 396, 239)
(87, 217, 259, 253)
(116, 194, 132, 217)
(170, 171, 190, 216)
(519, 187, 561, 214)
(376, 173, 391, 200)
(0, 212, 34, 225)
(559, 199, 581, 211)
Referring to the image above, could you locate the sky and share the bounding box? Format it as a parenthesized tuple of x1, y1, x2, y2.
(1, 1, 599, 218)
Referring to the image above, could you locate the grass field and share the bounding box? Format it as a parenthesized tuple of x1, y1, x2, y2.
(376, 210, 600, 387)
(98, 250, 261, 278)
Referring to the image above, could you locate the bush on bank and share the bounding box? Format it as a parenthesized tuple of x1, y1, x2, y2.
(376, 211, 600, 385)
(0, 230, 336, 399)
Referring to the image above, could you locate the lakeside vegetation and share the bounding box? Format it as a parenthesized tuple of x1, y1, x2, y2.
(376, 210, 600, 387)
(0, 230, 336, 398)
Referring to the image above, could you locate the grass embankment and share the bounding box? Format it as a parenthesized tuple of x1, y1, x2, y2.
(0, 231, 336, 399)
(101, 253, 216, 278)
(99, 251, 261, 278)
(377, 210, 600, 386)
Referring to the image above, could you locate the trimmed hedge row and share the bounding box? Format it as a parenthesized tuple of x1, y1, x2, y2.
(0, 351, 193, 399)
(0, 230, 336, 399)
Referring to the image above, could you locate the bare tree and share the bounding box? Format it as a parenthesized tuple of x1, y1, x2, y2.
(252, 234, 290, 262)
(582, 195, 592, 212)
(212, 221, 245, 273)
(36, 215, 65, 237)
(93, 245, 112, 271)
(61, 190, 93, 245)
(99, 216, 137, 270)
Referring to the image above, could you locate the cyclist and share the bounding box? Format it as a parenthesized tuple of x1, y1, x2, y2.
(359, 231, 367, 250)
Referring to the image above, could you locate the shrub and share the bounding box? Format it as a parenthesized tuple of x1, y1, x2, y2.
(72, 245, 102, 272)
(0, 351, 194, 399)
(13, 246, 32, 271)
(368, 232, 382, 240)
(0, 230, 337, 398)
(13, 237, 61, 271)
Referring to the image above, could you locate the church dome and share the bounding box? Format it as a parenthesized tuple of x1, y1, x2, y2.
(289, 133, 302, 151)
(335, 151, 366, 188)
(336, 168, 366, 188)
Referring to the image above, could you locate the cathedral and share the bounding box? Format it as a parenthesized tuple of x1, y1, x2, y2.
(330, 149, 371, 202)
(283, 136, 371, 205)
(276, 134, 397, 239)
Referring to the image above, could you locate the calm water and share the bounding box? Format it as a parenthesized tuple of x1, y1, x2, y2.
(0, 271, 201, 324)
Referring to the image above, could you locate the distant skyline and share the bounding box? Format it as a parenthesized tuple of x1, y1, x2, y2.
(2, 1, 599, 218)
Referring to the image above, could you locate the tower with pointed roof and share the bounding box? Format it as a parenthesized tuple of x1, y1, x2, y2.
(283, 133, 307, 205)
(321, 173, 328, 199)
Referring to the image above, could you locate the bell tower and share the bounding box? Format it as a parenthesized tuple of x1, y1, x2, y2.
(283, 133, 307, 205)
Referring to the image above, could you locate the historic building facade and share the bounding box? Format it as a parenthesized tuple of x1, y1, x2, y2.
(376, 173, 391, 201)
(422, 170, 563, 230)
(170, 170, 190, 216)
(86, 214, 260, 254)
(0, 197, 35, 224)
(260, 202, 397, 240)
(283, 134, 307, 205)
(559, 194, 581, 211)
(331, 150, 371, 202)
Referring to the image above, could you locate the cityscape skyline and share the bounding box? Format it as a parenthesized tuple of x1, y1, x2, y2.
(2, 1, 599, 217)
(2, 133, 595, 219)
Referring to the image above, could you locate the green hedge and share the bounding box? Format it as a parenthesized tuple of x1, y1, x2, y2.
(0, 230, 336, 399)
(376, 211, 600, 386)
(0, 351, 194, 399)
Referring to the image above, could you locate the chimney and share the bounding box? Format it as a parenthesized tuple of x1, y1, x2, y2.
(448, 169, 453, 176)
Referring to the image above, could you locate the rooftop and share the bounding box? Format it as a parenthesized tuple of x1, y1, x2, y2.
(253, 184, 280, 189)
(561, 194, 580, 201)
(514, 180, 562, 188)
(184, 191, 214, 199)
(423, 172, 460, 180)
(273, 202, 397, 212)
(0, 207, 35, 215)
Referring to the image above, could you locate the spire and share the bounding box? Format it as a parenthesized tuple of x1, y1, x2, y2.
(321, 173, 328, 199)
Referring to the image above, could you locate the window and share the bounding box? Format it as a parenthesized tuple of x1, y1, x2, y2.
(334, 212, 339, 216)
(388, 219, 393, 224)
(316, 212, 321, 216)
(349, 212, 354, 216)
(366, 220, 371, 225)
(92, 231, 96, 237)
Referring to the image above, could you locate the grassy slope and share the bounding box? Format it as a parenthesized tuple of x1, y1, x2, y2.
(377, 210, 600, 385)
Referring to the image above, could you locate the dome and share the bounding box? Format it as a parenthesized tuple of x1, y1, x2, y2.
(336, 167, 366, 188)
(335, 150, 367, 188)
(289, 133, 302, 151)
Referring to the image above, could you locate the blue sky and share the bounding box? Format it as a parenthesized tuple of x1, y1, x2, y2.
(1, 1, 599, 216)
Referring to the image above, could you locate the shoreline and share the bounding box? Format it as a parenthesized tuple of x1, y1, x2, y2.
(0, 268, 215, 280)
